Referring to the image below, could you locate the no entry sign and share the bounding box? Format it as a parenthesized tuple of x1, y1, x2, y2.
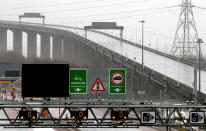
(109, 69, 126, 94)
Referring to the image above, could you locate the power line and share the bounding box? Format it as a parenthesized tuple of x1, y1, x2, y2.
(42, 0, 153, 14)
(46, 5, 178, 20)
(48, 8, 180, 24)
(0, 0, 153, 17)
(194, 6, 206, 10)
(0, 0, 105, 10)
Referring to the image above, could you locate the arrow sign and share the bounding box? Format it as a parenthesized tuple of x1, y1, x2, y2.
(91, 78, 105, 91)
(75, 88, 82, 92)
(114, 88, 121, 92)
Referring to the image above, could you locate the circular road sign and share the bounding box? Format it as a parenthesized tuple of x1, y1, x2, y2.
(111, 72, 124, 85)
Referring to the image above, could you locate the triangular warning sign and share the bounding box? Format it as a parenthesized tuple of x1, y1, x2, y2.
(91, 78, 105, 91)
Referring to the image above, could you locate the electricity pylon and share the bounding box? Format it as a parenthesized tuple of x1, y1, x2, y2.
(171, 0, 199, 58)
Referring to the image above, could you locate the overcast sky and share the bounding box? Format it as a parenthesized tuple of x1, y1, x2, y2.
(0, 0, 206, 55)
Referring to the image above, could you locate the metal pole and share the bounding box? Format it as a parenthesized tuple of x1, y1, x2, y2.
(120, 29, 123, 41)
(198, 40, 200, 103)
(139, 20, 145, 69)
(84, 29, 87, 39)
(197, 38, 203, 103)
(194, 63, 197, 104)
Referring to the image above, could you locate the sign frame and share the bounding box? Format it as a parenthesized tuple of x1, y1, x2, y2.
(69, 68, 87, 94)
(109, 68, 126, 94)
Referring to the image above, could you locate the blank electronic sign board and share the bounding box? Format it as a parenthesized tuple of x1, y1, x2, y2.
(5, 70, 19, 77)
(22, 64, 69, 97)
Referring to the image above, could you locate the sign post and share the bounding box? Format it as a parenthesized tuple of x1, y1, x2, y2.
(70, 69, 87, 94)
(109, 69, 126, 94)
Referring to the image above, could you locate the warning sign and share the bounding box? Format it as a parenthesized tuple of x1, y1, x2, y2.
(91, 78, 105, 91)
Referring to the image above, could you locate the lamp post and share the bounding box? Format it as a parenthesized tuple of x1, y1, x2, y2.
(197, 38, 203, 102)
(139, 20, 145, 69)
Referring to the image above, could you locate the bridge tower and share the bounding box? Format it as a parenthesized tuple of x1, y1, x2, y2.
(171, 0, 199, 59)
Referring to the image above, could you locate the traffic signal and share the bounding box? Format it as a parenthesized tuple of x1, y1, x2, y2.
(190, 111, 205, 124)
(70, 110, 88, 120)
(141, 111, 156, 124)
(111, 110, 128, 120)
(19, 110, 37, 120)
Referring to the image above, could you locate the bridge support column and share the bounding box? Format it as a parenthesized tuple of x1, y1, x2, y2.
(0, 28, 7, 56)
(40, 34, 50, 60)
(84, 44, 94, 66)
(53, 36, 63, 60)
(63, 38, 74, 63)
(13, 30, 22, 56)
(72, 39, 80, 65)
(27, 31, 37, 58)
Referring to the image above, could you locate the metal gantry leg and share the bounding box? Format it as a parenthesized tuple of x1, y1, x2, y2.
(89, 108, 99, 124)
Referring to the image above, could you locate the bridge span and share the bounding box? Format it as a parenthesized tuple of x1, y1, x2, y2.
(0, 20, 205, 101)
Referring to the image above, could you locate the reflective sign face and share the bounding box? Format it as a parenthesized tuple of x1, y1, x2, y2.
(189, 111, 205, 124)
(91, 78, 105, 91)
(109, 69, 126, 94)
(141, 112, 156, 124)
(70, 68, 126, 100)
(70, 69, 87, 94)
(111, 72, 124, 85)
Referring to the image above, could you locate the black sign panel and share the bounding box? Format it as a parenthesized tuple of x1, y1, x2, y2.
(111, 110, 128, 120)
(19, 110, 37, 120)
(22, 64, 69, 97)
(5, 70, 19, 77)
(70, 110, 88, 120)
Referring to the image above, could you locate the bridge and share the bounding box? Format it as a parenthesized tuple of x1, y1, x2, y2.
(0, 20, 204, 102)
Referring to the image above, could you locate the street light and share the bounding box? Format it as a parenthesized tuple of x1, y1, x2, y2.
(139, 20, 145, 69)
(197, 38, 203, 102)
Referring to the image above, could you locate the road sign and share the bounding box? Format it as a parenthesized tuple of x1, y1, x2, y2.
(141, 112, 156, 124)
(189, 111, 205, 124)
(70, 69, 87, 94)
(109, 69, 126, 94)
(91, 78, 105, 91)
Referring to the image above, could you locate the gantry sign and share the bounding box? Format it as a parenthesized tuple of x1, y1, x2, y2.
(0, 104, 205, 128)
(0, 75, 205, 129)
(69, 68, 126, 100)
(84, 22, 124, 40)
